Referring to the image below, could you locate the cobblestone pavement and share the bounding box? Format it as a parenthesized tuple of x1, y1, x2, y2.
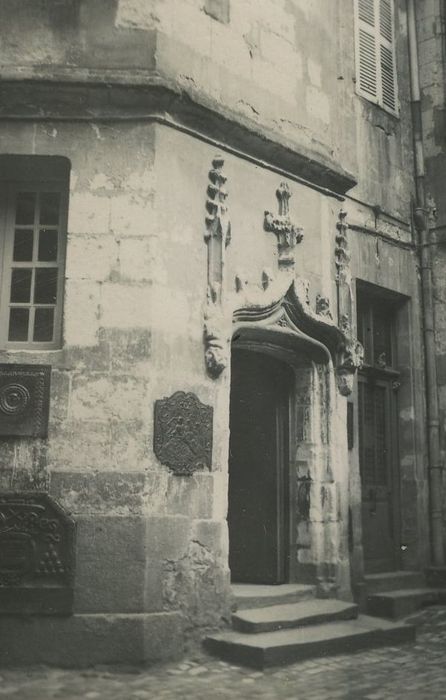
(1, 606, 446, 700)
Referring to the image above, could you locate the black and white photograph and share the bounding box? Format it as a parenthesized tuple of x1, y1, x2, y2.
(0, 1, 445, 698)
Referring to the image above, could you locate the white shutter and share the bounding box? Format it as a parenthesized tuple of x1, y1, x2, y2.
(379, 0, 397, 112)
(354, 0, 398, 115)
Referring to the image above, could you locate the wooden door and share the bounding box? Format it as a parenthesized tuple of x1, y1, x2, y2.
(358, 376, 400, 573)
(228, 350, 290, 584)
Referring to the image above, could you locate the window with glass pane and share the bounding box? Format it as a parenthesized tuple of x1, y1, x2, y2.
(356, 296, 395, 370)
(1, 182, 67, 349)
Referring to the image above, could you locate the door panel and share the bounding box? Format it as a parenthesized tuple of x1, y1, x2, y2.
(228, 350, 290, 584)
(359, 377, 399, 573)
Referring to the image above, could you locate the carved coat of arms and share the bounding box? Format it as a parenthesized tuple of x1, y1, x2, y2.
(153, 392, 213, 476)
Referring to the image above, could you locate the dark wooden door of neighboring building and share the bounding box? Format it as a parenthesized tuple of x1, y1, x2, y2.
(228, 349, 291, 584)
(358, 375, 399, 572)
(357, 290, 400, 574)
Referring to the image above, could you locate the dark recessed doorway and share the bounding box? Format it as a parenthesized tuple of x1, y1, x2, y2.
(228, 348, 292, 584)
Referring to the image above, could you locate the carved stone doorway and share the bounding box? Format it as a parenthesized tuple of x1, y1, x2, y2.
(228, 348, 292, 584)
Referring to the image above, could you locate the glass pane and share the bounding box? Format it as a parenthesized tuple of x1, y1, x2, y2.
(33, 307, 54, 342)
(15, 192, 36, 225)
(34, 268, 58, 304)
(357, 302, 372, 364)
(39, 192, 60, 225)
(13, 229, 34, 261)
(8, 308, 29, 341)
(10, 269, 32, 303)
(374, 386, 388, 485)
(38, 229, 58, 261)
(373, 309, 392, 367)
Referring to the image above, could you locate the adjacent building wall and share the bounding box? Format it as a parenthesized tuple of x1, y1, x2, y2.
(418, 0, 446, 557)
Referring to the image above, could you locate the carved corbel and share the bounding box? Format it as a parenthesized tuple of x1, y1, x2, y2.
(334, 210, 363, 395)
(336, 336, 364, 396)
(264, 182, 303, 268)
(316, 294, 333, 319)
(204, 156, 231, 378)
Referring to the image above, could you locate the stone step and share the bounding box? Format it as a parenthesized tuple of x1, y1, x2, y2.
(364, 571, 426, 595)
(232, 599, 358, 634)
(367, 587, 446, 619)
(426, 567, 446, 587)
(232, 584, 316, 610)
(205, 615, 415, 669)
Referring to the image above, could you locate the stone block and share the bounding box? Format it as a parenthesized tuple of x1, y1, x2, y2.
(100, 282, 152, 329)
(259, 28, 303, 78)
(68, 191, 111, 235)
(306, 85, 330, 125)
(142, 559, 165, 613)
(61, 339, 111, 372)
(50, 470, 145, 515)
(0, 612, 183, 666)
(0, 446, 16, 475)
(192, 519, 227, 558)
(47, 420, 111, 471)
(70, 373, 148, 423)
(109, 420, 150, 471)
(118, 237, 154, 282)
(106, 328, 151, 371)
(66, 233, 119, 281)
(109, 193, 154, 237)
(63, 278, 101, 347)
(49, 369, 70, 423)
(74, 514, 147, 613)
(144, 516, 191, 561)
(164, 473, 213, 519)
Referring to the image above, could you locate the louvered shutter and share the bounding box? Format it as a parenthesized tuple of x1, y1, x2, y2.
(379, 0, 397, 112)
(355, 0, 398, 114)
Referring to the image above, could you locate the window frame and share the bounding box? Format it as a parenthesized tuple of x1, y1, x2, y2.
(357, 294, 399, 376)
(0, 178, 68, 351)
(354, 0, 399, 116)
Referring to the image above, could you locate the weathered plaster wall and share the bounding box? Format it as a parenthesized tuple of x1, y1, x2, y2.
(418, 0, 446, 554)
(0, 0, 415, 217)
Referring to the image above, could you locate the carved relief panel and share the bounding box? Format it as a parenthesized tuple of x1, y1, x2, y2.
(154, 391, 213, 476)
(0, 364, 51, 437)
(0, 493, 75, 614)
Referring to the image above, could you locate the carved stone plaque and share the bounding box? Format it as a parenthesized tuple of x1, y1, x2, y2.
(0, 493, 75, 615)
(0, 364, 51, 437)
(154, 392, 213, 476)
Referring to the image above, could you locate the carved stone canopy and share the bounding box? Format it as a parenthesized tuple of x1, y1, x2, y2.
(232, 280, 363, 395)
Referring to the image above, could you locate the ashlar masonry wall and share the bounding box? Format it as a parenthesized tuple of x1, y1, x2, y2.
(0, 116, 358, 664)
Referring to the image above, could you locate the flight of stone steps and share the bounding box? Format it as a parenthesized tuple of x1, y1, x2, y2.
(365, 570, 446, 619)
(205, 582, 416, 669)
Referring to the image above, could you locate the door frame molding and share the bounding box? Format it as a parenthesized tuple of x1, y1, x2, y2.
(227, 286, 350, 593)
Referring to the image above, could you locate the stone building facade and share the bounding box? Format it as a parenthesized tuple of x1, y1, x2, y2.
(0, 0, 443, 666)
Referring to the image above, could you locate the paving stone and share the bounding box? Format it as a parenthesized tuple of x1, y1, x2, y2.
(1, 605, 446, 699)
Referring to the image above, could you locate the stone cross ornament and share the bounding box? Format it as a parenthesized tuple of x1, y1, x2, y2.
(264, 182, 304, 268)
